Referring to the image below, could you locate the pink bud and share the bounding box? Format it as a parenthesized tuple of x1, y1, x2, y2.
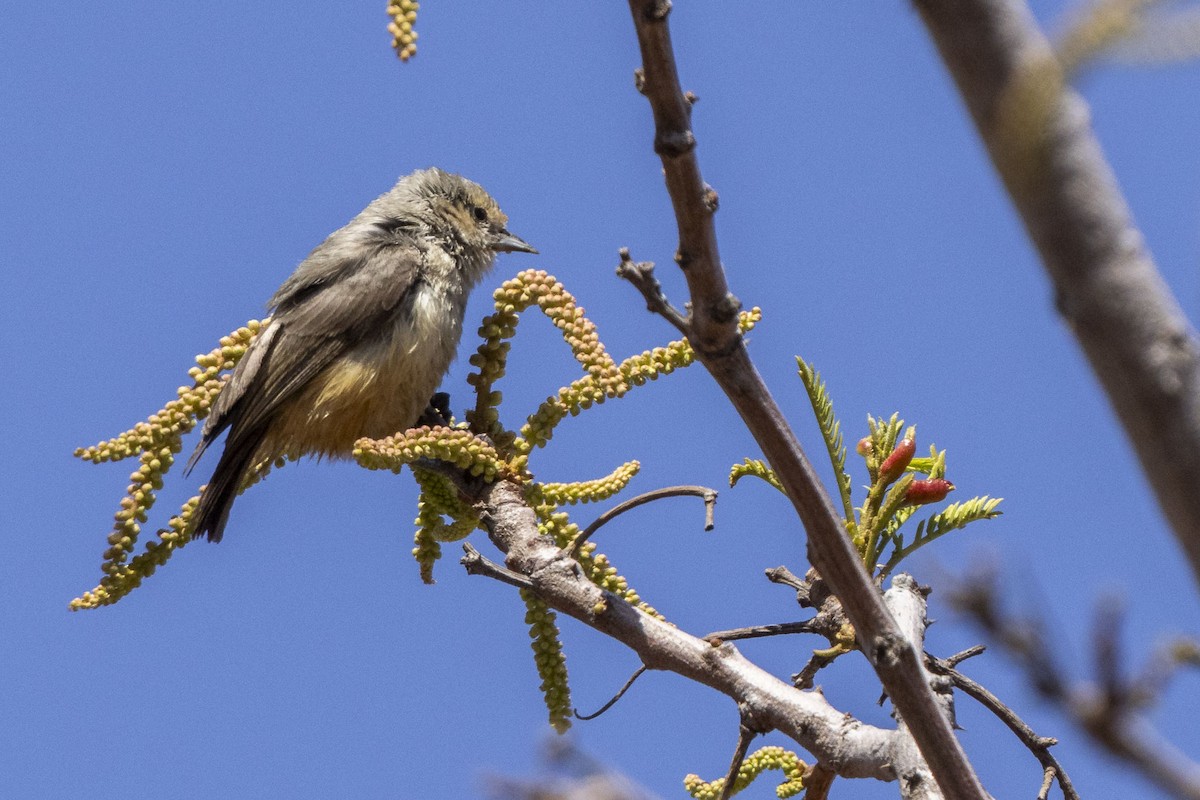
(904, 478, 955, 505)
(878, 438, 915, 485)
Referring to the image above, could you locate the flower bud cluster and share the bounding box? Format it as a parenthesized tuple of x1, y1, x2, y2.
(71, 493, 201, 610)
(354, 426, 502, 480)
(503, 270, 626, 396)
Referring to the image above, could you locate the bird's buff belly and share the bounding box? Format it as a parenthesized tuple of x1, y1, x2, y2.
(259, 326, 455, 462)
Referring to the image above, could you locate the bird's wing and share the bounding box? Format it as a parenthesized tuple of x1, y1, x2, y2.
(186, 239, 421, 472)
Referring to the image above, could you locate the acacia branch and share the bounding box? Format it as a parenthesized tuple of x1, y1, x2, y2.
(471, 477, 937, 787)
(622, 3, 987, 796)
(914, 0, 1200, 585)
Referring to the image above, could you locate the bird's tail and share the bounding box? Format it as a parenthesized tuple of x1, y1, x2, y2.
(191, 429, 265, 543)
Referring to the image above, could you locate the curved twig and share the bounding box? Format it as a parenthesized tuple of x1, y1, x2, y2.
(574, 665, 649, 721)
(567, 485, 717, 558)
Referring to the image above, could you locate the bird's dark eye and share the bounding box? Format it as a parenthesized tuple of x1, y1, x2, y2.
(471, 205, 488, 223)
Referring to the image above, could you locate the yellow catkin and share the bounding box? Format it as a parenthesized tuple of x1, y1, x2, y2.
(539, 461, 640, 505)
(521, 588, 572, 733)
(684, 746, 807, 799)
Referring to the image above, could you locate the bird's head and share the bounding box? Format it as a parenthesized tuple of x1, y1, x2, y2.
(397, 167, 537, 259)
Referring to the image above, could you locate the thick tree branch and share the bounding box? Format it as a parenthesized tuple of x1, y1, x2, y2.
(622, 3, 987, 797)
(473, 478, 935, 786)
(914, 0, 1200, 584)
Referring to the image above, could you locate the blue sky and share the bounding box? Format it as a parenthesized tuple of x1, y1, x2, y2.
(4, 2, 1200, 798)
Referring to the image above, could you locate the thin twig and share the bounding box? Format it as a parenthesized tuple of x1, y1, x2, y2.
(1037, 766, 1056, 800)
(717, 722, 758, 800)
(925, 655, 1079, 800)
(616, 249, 689, 333)
(704, 620, 822, 643)
(1094, 597, 1127, 711)
(944, 645, 987, 668)
(567, 485, 717, 558)
(795, 648, 848, 692)
(575, 665, 649, 721)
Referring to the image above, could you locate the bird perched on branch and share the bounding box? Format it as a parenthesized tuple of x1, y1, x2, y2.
(185, 168, 537, 543)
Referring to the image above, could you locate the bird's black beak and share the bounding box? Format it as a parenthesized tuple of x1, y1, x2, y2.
(491, 230, 538, 254)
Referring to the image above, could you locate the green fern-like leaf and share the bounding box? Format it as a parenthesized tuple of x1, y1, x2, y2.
(867, 413, 906, 462)
(729, 458, 784, 493)
(879, 495, 1003, 578)
(796, 357, 854, 521)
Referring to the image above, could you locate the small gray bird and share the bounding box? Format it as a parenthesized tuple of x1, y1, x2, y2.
(186, 168, 536, 542)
